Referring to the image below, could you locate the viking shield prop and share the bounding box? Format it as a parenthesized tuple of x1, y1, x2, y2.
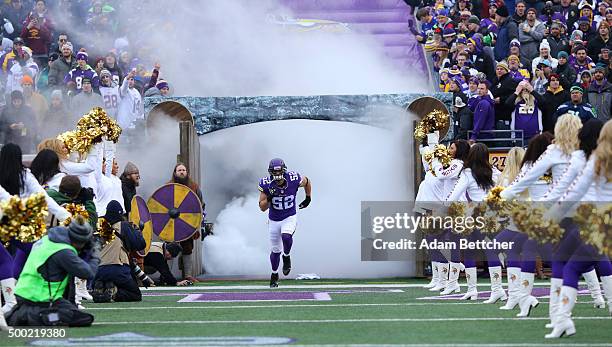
(148, 183, 203, 242)
(129, 195, 153, 256)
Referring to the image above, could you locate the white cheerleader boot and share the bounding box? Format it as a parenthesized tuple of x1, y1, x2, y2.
(545, 278, 564, 328)
(516, 272, 539, 317)
(460, 267, 478, 300)
(601, 275, 612, 316)
(75, 277, 93, 301)
(440, 262, 462, 295)
(0, 306, 7, 330)
(423, 261, 439, 289)
(545, 286, 577, 338)
(430, 262, 448, 291)
(1, 278, 17, 314)
(484, 266, 507, 304)
(500, 267, 521, 310)
(582, 269, 605, 308)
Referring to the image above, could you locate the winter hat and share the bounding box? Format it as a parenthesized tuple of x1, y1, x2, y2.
(570, 85, 584, 93)
(456, 36, 468, 44)
(104, 200, 124, 225)
(443, 28, 456, 37)
(468, 15, 480, 25)
(50, 89, 63, 101)
(594, 64, 607, 73)
(123, 161, 139, 175)
(437, 8, 449, 17)
(62, 42, 73, 52)
(100, 69, 112, 79)
(558, 51, 569, 59)
(156, 80, 169, 90)
(454, 95, 467, 108)
(21, 46, 32, 57)
(510, 39, 521, 48)
(539, 39, 551, 51)
(59, 175, 81, 198)
(508, 54, 520, 62)
(20, 75, 33, 85)
(527, 7, 537, 15)
(436, 41, 450, 51)
(68, 216, 93, 244)
(578, 16, 590, 24)
(496, 61, 509, 71)
(76, 51, 88, 62)
(496, 5, 510, 18)
(11, 90, 23, 101)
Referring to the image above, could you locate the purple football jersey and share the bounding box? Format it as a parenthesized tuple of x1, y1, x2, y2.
(259, 171, 301, 222)
(63, 67, 100, 91)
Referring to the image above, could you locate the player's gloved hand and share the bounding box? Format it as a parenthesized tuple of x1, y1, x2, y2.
(299, 196, 311, 209)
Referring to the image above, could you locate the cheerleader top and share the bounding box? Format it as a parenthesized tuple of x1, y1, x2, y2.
(432, 158, 464, 198)
(500, 144, 571, 200)
(541, 150, 587, 202)
(21, 169, 70, 221)
(445, 168, 491, 202)
(60, 143, 100, 191)
(416, 144, 444, 203)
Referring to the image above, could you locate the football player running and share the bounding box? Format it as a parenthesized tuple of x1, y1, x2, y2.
(259, 158, 312, 288)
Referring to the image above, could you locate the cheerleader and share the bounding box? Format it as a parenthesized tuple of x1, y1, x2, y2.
(544, 119, 612, 338)
(29, 149, 66, 191)
(0, 186, 7, 330)
(500, 115, 593, 319)
(483, 146, 526, 305)
(446, 143, 496, 300)
(0, 144, 70, 314)
(425, 138, 470, 292)
(37, 138, 99, 192)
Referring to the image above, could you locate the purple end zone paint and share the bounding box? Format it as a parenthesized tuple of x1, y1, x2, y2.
(178, 291, 332, 303)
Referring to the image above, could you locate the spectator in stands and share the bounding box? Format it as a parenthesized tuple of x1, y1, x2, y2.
(143, 242, 191, 286)
(0, 7, 14, 40)
(580, 69, 592, 90)
(555, 51, 577, 88)
(518, 7, 546, 61)
(553, 85, 596, 125)
(508, 54, 531, 81)
(453, 87, 472, 140)
(120, 161, 139, 214)
(531, 40, 558, 75)
(433, 42, 450, 72)
(495, 6, 516, 61)
(118, 50, 131, 74)
(466, 76, 479, 98)
(434, 8, 455, 33)
(547, 21, 570, 59)
(587, 64, 612, 121)
(21, 0, 53, 67)
(117, 68, 143, 128)
(508, 39, 533, 71)
(103, 51, 122, 85)
(64, 50, 99, 93)
(539, 73, 570, 132)
(571, 45, 596, 83)
(554, 0, 579, 30)
(0, 90, 38, 152)
(93, 56, 104, 76)
(70, 77, 103, 119)
(42, 89, 68, 139)
(506, 81, 543, 142)
(512, 1, 528, 27)
(36, 51, 57, 96)
(5, 46, 37, 97)
(467, 35, 495, 81)
(575, 16, 596, 41)
(480, 4, 498, 35)
(21, 75, 47, 126)
(587, 21, 612, 62)
(48, 41, 75, 88)
(532, 61, 553, 95)
(93, 200, 145, 303)
(470, 80, 495, 143)
(3, 0, 29, 40)
(491, 61, 519, 129)
(600, 47, 610, 66)
(49, 32, 68, 57)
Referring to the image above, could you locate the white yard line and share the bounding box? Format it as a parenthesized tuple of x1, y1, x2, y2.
(142, 283, 559, 291)
(94, 316, 611, 325)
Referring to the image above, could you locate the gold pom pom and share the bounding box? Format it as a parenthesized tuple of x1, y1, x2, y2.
(414, 109, 449, 141)
(0, 194, 48, 244)
(62, 203, 90, 226)
(448, 201, 466, 218)
(58, 107, 122, 155)
(424, 144, 452, 176)
(575, 203, 611, 258)
(95, 217, 116, 246)
(511, 202, 563, 244)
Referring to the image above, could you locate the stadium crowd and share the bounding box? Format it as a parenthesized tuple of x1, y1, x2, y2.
(410, 0, 611, 143)
(0, 0, 200, 329)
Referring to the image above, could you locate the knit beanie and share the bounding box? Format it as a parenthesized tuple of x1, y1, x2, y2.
(68, 216, 93, 244)
(59, 175, 81, 198)
(104, 200, 124, 225)
(123, 161, 139, 175)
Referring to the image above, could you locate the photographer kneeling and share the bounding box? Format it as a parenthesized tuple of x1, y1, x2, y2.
(93, 200, 146, 302)
(144, 242, 191, 286)
(6, 216, 100, 327)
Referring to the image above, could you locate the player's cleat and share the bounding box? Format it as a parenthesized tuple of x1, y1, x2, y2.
(270, 273, 279, 288)
(282, 255, 291, 276)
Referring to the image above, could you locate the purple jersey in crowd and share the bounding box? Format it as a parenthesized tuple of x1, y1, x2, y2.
(63, 67, 100, 91)
(259, 171, 301, 222)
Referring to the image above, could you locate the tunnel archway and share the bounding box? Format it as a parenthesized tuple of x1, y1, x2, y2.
(147, 100, 194, 127)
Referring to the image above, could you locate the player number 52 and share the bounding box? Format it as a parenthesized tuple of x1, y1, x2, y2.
(271, 196, 294, 210)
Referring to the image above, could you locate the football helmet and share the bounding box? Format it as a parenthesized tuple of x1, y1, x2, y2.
(268, 158, 286, 182)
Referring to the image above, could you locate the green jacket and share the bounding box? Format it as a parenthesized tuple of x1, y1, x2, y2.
(46, 189, 98, 228)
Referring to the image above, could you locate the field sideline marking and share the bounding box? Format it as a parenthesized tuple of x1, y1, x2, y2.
(94, 316, 611, 325)
(85, 301, 600, 310)
(142, 283, 558, 291)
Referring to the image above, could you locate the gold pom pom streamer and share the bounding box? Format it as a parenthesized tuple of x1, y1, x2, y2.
(424, 144, 452, 176)
(0, 194, 48, 244)
(511, 202, 563, 244)
(574, 203, 611, 258)
(58, 107, 122, 155)
(95, 217, 116, 246)
(414, 109, 449, 141)
(62, 203, 90, 227)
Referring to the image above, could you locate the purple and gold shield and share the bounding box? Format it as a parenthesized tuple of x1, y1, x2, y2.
(129, 195, 153, 256)
(148, 183, 203, 242)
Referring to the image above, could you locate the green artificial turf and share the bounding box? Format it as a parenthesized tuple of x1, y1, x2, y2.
(1, 278, 611, 346)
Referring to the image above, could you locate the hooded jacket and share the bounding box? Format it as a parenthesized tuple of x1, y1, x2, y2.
(42, 226, 99, 282)
(470, 95, 495, 141)
(587, 79, 612, 121)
